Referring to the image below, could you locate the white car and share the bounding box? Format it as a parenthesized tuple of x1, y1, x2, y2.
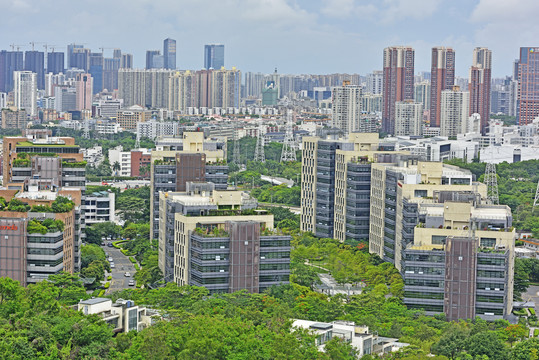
(124, 272, 131, 277)
(110, 263, 115, 268)
(108, 257, 113, 262)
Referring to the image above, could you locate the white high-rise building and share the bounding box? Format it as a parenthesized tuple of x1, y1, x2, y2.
(440, 86, 470, 137)
(395, 101, 423, 136)
(13, 71, 37, 116)
(331, 83, 362, 133)
(366, 70, 383, 95)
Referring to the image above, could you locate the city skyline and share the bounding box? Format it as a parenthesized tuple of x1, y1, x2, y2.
(0, 0, 537, 77)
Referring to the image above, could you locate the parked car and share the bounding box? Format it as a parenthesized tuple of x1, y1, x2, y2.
(108, 257, 113, 262)
(128, 280, 135, 286)
(110, 263, 115, 268)
(107, 242, 113, 247)
(124, 272, 131, 277)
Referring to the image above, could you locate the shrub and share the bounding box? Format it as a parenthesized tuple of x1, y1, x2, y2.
(51, 196, 75, 213)
(134, 264, 140, 271)
(104, 282, 110, 289)
(98, 290, 105, 297)
(129, 257, 136, 264)
(530, 308, 536, 315)
(107, 275, 112, 281)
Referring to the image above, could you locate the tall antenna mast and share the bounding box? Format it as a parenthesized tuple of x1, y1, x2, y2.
(484, 163, 499, 205)
(254, 124, 265, 162)
(280, 109, 297, 163)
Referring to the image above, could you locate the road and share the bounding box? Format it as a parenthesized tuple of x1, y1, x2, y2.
(103, 244, 136, 293)
(523, 285, 539, 312)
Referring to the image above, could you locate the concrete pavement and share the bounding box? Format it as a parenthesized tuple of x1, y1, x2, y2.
(103, 244, 136, 294)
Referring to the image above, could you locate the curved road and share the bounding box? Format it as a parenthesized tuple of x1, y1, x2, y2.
(102, 244, 136, 293)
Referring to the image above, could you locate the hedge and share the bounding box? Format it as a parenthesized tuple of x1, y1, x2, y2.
(121, 249, 130, 256)
(535, 329, 539, 337)
(134, 264, 140, 271)
(129, 257, 137, 264)
(104, 282, 110, 289)
(113, 240, 127, 248)
(98, 290, 105, 297)
(107, 275, 112, 281)
(530, 308, 536, 315)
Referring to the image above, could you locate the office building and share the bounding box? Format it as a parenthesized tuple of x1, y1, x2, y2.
(517, 47, 539, 125)
(204, 44, 225, 70)
(24, 51, 45, 90)
(84, 191, 115, 225)
(301, 133, 407, 244)
(440, 86, 470, 137)
(0, 188, 82, 286)
(331, 82, 362, 133)
(75, 73, 93, 111)
(88, 53, 104, 93)
(159, 182, 289, 290)
(2, 130, 86, 273)
(150, 132, 228, 239)
(0, 50, 24, 92)
(469, 47, 492, 134)
(430, 47, 455, 128)
(369, 160, 475, 266)
(163, 38, 177, 70)
(47, 52, 64, 74)
(13, 71, 37, 117)
(382, 46, 415, 135)
(402, 200, 515, 321)
(54, 86, 77, 112)
(146, 50, 161, 69)
(131, 149, 152, 178)
(1, 108, 27, 129)
(109, 146, 132, 177)
(395, 101, 423, 136)
(78, 298, 158, 332)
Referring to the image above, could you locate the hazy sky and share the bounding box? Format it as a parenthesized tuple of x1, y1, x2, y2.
(1, 0, 537, 77)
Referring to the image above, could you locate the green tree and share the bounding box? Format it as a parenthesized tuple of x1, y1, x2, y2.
(431, 324, 469, 359)
(466, 331, 509, 360)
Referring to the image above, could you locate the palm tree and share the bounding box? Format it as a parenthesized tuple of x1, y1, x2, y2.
(112, 161, 121, 176)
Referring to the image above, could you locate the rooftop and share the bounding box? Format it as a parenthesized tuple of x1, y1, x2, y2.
(79, 297, 111, 305)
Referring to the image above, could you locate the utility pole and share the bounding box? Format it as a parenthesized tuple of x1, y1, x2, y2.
(484, 163, 499, 205)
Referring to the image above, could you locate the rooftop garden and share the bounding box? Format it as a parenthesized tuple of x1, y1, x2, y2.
(27, 219, 65, 234)
(16, 141, 78, 148)
(0, 196, 75, 214)
(62, 160, 87, 168)
(206, 159, 227, 166)
(194, 227, 229, 237)
(13, 158, 30, 167)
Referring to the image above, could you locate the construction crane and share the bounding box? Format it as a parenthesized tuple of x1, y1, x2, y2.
(99, 47, 116, 56)
(9, 44, 25, 52)
(43, 44, 58, 53)
(29, 41, 44, 51)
